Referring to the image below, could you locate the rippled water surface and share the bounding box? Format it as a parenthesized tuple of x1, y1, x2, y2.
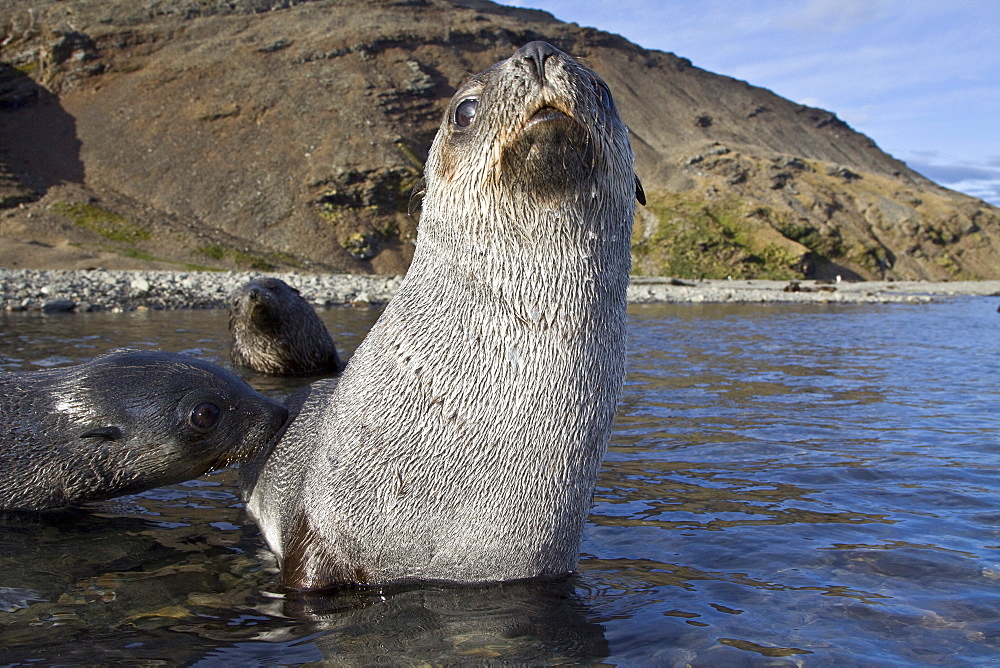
(1, 299, 998, 665)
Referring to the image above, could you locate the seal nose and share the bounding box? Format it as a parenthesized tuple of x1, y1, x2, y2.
(517, 41, 560, 83)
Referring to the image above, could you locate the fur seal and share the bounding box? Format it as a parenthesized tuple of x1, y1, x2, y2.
(0, 350, 288, 511)
(244, 41, 642, 588)
(229, 278, 343, 376)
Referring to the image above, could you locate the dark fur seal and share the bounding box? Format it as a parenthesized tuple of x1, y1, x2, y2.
(0, 350, 288, 511)
(229, 278, 343, 376)
(244, 42, 642, 588)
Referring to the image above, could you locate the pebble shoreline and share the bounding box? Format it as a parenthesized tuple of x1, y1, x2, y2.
(1, 269, 998, 313)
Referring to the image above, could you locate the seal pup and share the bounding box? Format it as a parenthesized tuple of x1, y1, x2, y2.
(244, 41, 642, 588)
(229, 277, 343, 376)
(0, 350, 288, 511)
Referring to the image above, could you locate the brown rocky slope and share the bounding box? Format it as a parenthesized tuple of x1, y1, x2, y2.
(1, 0, 997, 279)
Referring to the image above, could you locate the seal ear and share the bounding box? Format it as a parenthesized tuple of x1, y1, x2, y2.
(407, 177, 426, 217)
(79, 426, 123, 440)
(635, 174, 646, 206)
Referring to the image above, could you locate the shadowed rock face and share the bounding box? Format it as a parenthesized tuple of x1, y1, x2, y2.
(1, 0, 998, 279)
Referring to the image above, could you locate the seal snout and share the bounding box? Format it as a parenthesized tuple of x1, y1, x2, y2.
(255, 400, 290, 456)
(246, 284, 270, 310)
(517, 41, 562, 84)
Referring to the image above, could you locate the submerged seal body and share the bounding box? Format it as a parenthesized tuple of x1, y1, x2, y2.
(245, 41, 641, 588)
(229, 278, 343, 376)
(0, 350, 288, 511)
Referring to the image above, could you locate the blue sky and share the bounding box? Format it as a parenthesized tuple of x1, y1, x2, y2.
(501, 0, 1000, 206)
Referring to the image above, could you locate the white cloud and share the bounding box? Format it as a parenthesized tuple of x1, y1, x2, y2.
(910, 162, 1000, 184)
(775, 0, 895, 33)
(941, 180, 1000, 205)
(906, 157, 1000, 206)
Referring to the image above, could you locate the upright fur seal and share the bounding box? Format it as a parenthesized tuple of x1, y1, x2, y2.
(244, 41, 642, 588)
(229, 277, 343, 376)
(0, 350, 288, 511)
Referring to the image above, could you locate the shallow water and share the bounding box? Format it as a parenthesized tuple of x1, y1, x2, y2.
(1, 299, 998, 665)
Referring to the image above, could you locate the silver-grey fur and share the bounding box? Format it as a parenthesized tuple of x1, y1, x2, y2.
(243, 42, 640, 589)
(229, 278, 342, 376)
(0, 350, 288, 511)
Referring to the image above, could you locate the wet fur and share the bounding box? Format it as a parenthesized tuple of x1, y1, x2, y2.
(244, 43, 640, 588)
(229, 278, 342, 376)
(0, 350, 288, 511)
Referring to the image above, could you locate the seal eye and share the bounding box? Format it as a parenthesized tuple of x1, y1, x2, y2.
(454, 98, 479, 128)
(189, 402, 222, 430)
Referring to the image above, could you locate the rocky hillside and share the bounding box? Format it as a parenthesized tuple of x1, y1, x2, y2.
(1, 0, 998, 279)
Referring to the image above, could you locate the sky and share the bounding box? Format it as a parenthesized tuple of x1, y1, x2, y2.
(500, 0, 1000, 206)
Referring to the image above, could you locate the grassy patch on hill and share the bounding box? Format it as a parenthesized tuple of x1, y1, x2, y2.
(632, 193, 804, 279)
(53, 201, 151, 243)
(194, 244, 306, 271)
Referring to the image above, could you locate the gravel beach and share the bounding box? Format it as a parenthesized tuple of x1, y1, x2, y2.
(2, 269, 999, 313)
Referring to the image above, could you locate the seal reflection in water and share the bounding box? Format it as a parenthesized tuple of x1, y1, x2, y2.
(0, 350, 289, 511)
(244, 41, 643, 588)
(229, 277, 343, 376)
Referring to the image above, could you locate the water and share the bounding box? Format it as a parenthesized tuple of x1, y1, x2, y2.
(1, 299, 998, 665)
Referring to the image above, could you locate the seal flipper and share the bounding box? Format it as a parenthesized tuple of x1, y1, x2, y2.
(635, 174, 646, 206)
(281, 509, 368, 590)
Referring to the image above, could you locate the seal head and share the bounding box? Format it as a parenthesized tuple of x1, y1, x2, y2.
(0, 350, 289, 511)
(229, 278, 342, 376)
(245, 42, 639, 589)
